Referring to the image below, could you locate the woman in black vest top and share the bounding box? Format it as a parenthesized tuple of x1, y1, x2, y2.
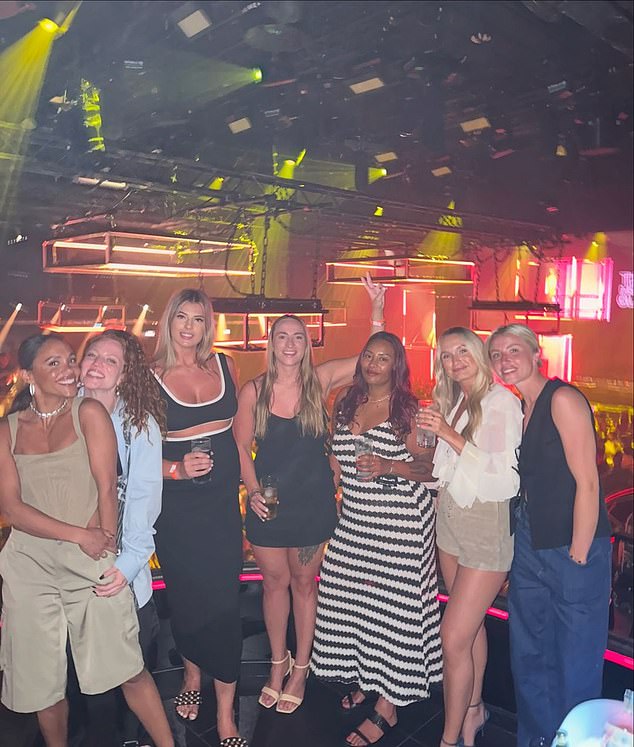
(488, 324, 611, 747)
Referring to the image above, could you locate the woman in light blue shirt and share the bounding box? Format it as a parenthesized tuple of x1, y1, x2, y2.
(80, 328, 167, 743)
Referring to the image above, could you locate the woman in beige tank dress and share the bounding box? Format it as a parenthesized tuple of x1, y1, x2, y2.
(0, 334, 174, 747)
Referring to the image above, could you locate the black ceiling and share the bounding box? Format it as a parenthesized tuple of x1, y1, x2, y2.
(1, 0, 633, 249)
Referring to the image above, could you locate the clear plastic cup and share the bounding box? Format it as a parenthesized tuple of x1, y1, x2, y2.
(417, 400, 437, 449)
(354, 437, 374, 480)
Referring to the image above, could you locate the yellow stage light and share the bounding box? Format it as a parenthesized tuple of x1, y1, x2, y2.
(39, 18, 60, 34)
(252, 68, 263, 83)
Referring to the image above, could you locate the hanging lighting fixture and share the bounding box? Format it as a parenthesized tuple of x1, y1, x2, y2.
(42, 231, 254, 278)
(326, 256, 475, 285)
(211, 212, 341, 351)
(38, 301, 126, 333)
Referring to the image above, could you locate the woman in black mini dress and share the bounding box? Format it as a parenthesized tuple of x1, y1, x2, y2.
(152, 288, 246, 747)
(234, 278, 385, 715)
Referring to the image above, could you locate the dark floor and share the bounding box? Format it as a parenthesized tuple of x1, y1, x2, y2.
(0, 665, 518, 747)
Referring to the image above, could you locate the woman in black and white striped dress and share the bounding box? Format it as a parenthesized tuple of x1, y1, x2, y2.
(312, 332, 442, 747)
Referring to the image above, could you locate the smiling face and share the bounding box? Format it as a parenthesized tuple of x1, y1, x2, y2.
(488, 332, 539, 387)
(81, 337, 125, 395)
(26, 338, 79, 400)
(170, 301, 207, 351)
(271, 317, 308, 368)
(359, 338, 395, 388)
(439, 333, 479, 389)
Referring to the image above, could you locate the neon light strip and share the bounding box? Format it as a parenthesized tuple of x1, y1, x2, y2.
(53, 241, 176, 255)
(513, 315, 568, 321)
(329, 278, 472, 285)
(53, 236, 251, 252)
(214, 339, 269, 347)
(327, 259, 475, 268)
(604, 649, 634, 669)
(327, 262, 399, 271)
(44, 264, 253, 277)
(43, 324, 121, 333)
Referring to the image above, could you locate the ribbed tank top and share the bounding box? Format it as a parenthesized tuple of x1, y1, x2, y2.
(7, 398, 98, 527)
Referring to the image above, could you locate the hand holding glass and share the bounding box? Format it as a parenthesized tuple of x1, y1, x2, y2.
(355, 437, 374, 480)
(261, 475, 279, 521)
(417, 401, 438, 449)
(191, 437, 213, 484)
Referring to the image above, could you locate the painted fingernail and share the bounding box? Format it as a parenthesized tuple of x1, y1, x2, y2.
(99, 574, 104, 580)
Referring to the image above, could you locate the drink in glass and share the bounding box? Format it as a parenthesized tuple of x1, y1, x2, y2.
(261, 475, 279, 520)
(417, 400, 437, 449)
(354, 437, 374, 480)
(191, 437, 213, 484)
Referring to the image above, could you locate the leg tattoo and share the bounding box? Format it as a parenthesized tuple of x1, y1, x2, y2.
(298, 544, 320, 566)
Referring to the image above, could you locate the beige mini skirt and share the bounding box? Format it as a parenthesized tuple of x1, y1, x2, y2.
(436, 486, 513, 572)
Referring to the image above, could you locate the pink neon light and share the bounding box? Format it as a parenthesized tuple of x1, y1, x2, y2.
(604, 649, 634, 670)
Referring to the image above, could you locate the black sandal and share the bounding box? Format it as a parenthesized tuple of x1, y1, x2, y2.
(340, 689, 366, 712)
(345, 709, 395, 746)
(173, 689, 201, 720)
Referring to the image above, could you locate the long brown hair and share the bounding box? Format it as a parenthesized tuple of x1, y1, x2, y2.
(85, 329, 166, 435)
(152, 288, 216, 372)
(254, 315, 328, 439)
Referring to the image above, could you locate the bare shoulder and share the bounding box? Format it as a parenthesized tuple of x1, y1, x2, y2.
(552, 384, 588, 414)
(78, 397, 110, 422)
(551, 385, 593, 435)
(238, 376, 260, 404)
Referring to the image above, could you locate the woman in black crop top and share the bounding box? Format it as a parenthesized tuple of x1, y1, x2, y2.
(152, 289, 246, 747)
(488, 324, 611, 747)
(233, 278, 386, 716)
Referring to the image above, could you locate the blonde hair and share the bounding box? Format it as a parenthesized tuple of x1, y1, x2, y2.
(254, 315, 328, 439)
(153, 288, 215, 372)
(487, 323, 543, 367)
(432, 326, 492, 444)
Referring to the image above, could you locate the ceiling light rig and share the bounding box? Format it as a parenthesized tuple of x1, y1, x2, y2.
(42, 231, 254, 278)
(38, 301, 126, 333)
(326, 256, 474, 286)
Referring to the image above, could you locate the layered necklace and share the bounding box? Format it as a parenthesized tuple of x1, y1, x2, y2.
(30, 398, 69, 420)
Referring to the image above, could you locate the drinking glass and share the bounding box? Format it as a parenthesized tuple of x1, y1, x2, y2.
(417, 400, 438, 449)
(191, 437, 213, 485)
(261, 475, 279, 521)
(354, 437, 374, 480)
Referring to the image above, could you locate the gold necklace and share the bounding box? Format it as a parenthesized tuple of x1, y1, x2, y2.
(30, 398, 68, 420)
(366, 393, 391, 404)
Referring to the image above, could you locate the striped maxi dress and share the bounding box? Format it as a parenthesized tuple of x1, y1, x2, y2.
(311, 422, 442, 706)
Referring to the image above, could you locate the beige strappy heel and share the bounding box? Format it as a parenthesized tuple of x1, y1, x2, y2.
(258, 651, 292, 709)
(276, 661, 310, 714)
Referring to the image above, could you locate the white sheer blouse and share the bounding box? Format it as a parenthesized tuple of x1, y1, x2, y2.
(432, 383, 523, 508)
